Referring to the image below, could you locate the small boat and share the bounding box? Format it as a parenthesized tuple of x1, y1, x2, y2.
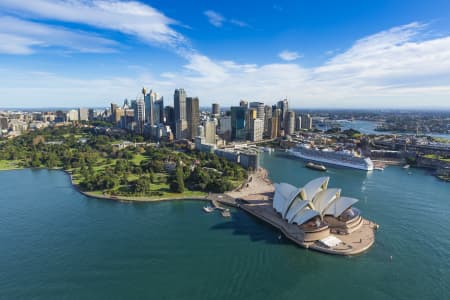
(203, 206, 215, 213)
(374, 167, 384, 171)
(221, 209, 231, 217)
(305, 162, 327, 171)
(403, 164, 410, 169)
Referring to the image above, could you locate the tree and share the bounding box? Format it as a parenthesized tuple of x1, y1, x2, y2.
(170, 165, 185, 193)
(132, 177, 151, 194)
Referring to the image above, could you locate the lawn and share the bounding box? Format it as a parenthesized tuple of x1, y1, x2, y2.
(424, 154, 450, 162)
(0, 160, 23, 170)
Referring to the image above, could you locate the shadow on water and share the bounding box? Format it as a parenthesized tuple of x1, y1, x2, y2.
(210, 210, 293, 246)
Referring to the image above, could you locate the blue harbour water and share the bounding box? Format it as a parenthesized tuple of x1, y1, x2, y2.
(0, 152, 449, 299)
(337, 120, 450, 139)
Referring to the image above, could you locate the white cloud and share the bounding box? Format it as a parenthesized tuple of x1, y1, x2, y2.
(0, 0, 449, 109)
(0, 16, 118, 54)
(204, 10, 225, 27)
(0, 0, 186, 50)
(230, 19, 248, 27)
(204, 9, 248, 28)
(278, 50, 301, 61)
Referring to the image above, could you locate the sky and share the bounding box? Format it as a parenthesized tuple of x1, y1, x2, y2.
(0, 0, 450, 109)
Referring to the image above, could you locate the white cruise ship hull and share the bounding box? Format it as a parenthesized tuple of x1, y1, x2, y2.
(288, 149, 374, 171)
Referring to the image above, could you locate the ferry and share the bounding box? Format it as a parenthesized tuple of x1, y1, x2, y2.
(305, 162, 327, 171)
(288, 144, 374, 171)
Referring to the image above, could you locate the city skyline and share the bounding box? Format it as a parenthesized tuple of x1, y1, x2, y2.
(1, 0, 450, 108)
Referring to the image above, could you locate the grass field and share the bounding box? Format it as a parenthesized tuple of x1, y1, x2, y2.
(0, 160, 23, 170)
(423, 154, 450, 162)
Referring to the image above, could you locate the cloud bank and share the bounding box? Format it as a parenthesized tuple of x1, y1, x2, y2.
(0, 1, 449, 108)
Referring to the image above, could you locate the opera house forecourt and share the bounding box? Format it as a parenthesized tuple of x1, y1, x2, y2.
(238, 175, 379, 255)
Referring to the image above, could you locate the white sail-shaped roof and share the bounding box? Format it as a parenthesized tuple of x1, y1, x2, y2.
(324, 196, 359, 217)
(291, 209, 319, 225)
(273, 183, 298, 213)
(281, 187, 304, 217)
(272, 177, 359, 226)
(302, 177, 329, 200)
(285, 199, 310, 223)
(312, 188, 341, 216)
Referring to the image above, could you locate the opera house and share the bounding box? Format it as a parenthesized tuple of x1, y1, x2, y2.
(271, 176, 378, 253)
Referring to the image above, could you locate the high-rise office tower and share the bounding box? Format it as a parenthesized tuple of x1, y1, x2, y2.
(153, 97, 164, 124)
(133, 97, 146, 134)
(174, 88, 187, 122)
(285, 111, 296, 136)
(264, 105, 272, 137)
(110, 103, 118, 123)
(249, 102, 265, 119)
(114, 108, 124, 125)
(164, 106, 174, 126)
(212, 103, 220, 116)
(186, 97, 199, 140)
(249, 118, 264, 141)
(204, 120, 216, 144)
(231, 106, 248, 140)
(277, 99, 289, 129)
(269, 108, 281, 138)
(144, 89, 156, 126)
(301, 113, 312, 130)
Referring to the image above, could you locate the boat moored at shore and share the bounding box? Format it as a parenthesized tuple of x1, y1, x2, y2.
(288, 144, 374, 171)
(305, 162, 327, 171)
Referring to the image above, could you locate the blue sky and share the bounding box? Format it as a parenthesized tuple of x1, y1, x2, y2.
(0, 0, 450, 108)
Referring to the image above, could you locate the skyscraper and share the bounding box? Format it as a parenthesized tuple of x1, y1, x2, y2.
(174, 88, 186, 122)
(249, 118, 264, 141)
(204, 120, 216, 144)
(301, 113, 312, 130)
(154, 97, 164, 124)
(186, 97, 199, 140)
(285, 111, 295, 136)
(144, 89, 156, 126)
(133, 98, 145, 134)
(231, 106, 248, 140)
(264, 105, 272, 137)
(249, 102, 265, 119)
(164, 106, 174, 126)
(212, 103, 220, 116)
(277, 99, 289, 129)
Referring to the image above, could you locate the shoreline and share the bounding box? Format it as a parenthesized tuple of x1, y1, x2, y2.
(2, 166, 378, 256)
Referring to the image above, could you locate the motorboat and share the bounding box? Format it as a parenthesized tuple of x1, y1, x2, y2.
(305, 162, 327, 171)
(203, 206, 215, 213)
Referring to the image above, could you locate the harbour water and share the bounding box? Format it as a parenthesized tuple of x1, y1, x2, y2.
(337, 119, 450, 139)
(1, 153, 449, 299)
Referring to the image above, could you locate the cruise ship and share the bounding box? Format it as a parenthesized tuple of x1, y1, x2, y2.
(288, 144, 374, 171)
